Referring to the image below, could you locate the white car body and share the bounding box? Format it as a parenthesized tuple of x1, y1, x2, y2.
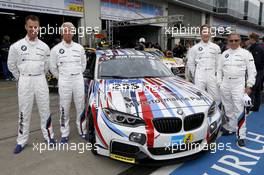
(84, 49, 221, 164)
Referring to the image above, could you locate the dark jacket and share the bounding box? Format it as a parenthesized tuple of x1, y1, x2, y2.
(0, 42, 10, 62)
(249, 43, 264, 72)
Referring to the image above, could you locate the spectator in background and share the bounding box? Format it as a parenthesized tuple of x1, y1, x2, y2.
(135, 38, 146, 51)
(154, 42, 162, 51)
(244, 39, 251, 50)
(260, 36, 264, 48)
(215, 40, 223, 52)
(186, 41, 193, 51)
(248, 33, 264, 112)
(0, 35, 13, 80)
(173, 43, 186, 58)
(185, 41, 193, 82)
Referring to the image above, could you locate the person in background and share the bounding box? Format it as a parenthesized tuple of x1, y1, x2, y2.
(0, 35, 13, 80)
(248, 33, 264, 112)
(184, 41, 193, 82)
(173, 43, 186, 58)
(244, 39, 251, 50)
(135, 38, 146, 51)
(154, 42, 162, 51)
(260, 36, 264, 49)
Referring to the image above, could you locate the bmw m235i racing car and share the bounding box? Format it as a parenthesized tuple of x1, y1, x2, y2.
(84, 49, 221, 164)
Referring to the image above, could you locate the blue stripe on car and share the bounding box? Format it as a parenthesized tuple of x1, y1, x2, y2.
(101, 111, 128, 138)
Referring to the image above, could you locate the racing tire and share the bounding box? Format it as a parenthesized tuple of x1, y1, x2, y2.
(88, 108, 98, 155)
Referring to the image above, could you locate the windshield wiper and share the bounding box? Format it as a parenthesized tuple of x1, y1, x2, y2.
(100, 75, 171, 79)
(100, 75, 133, 79)
(137, 75, 170, 78)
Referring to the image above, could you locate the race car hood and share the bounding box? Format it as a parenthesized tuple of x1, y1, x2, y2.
(98, 76, 213, 114)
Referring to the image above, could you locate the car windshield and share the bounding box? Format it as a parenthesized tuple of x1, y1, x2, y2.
(98, 56, 173, 79)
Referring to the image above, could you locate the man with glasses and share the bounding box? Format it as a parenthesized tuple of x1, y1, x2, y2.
(187, 24, 221, 104)
(217, 33, 256, 147)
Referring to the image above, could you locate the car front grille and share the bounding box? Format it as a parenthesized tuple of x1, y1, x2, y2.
(184, 113, 204, 131)
(152, 118, 182, 134)
(152, 113, 205, 133)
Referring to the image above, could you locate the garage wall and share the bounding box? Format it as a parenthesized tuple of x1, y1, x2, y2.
(168, 3, 203, 27)
(82, 0, 101, 46)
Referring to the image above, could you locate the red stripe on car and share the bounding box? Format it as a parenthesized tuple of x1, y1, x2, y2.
(91, 105, 108, 148)
(138, 91, 155, 148)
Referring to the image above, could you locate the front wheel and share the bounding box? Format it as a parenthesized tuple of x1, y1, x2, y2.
(88, 108, 98, 155)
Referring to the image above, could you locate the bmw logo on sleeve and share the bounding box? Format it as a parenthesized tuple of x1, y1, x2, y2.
(225, 54, 229, 58)
(21, 45, 27, 51)
(198, 47, 203, 51)
(59, 49, 65, 54)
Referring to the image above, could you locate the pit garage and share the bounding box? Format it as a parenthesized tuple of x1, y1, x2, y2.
(0, 4, 81, 79)
(0, 9, 80, 47)
(112, 24, 161, 48)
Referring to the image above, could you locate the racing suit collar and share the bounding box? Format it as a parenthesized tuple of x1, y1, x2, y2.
(62, 40, 73, 48)
(230, 46, 241, 52)
(200, 40, 211, 46)
(25, 35, 38, 46)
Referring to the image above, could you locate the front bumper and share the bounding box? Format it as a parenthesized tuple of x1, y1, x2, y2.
(95, 108, 222, 163)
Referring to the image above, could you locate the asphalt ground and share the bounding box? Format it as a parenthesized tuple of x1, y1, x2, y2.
(0, 81, 133, 175)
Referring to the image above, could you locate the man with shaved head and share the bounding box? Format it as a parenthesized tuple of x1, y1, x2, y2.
(50, 22, 87, 143)
(187, 24, 221, 104)
(8, 15, 55, 154)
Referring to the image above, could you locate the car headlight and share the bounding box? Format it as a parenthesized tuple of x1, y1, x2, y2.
(103, 108, 145, 127)
(208, 101, 216, 117)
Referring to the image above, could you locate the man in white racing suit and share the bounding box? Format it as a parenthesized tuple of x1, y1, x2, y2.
(217, 33, 256, 147)
(50, 22, 87, 144)
(8, 15, 55, 154)
(187, 24, 221, 104)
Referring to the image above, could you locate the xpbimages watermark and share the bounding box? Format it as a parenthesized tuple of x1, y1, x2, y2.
(32, 24, 100, 38)
(163, 141, 232, 154)
(32, 141, 99, 154)
(165, 24, 233, 37)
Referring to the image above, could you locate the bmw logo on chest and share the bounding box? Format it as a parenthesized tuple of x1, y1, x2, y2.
(21, 45, 27, 51)
(198, 47, 203, 51)
(225, 54, 229, 58)
(59, 49, 65, 54)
